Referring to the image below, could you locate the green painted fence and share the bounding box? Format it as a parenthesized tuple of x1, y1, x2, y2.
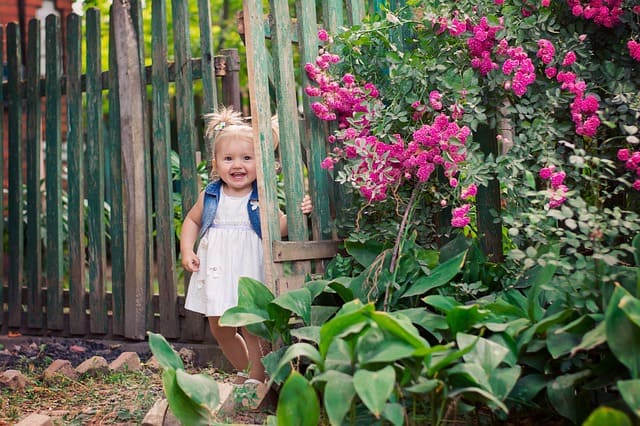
(0, 1, 244, 341)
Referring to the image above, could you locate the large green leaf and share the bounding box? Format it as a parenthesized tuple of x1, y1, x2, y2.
(370, 311, 429, 348)
(219, 306, 270, 327)
(618, 379, 640, 418)
(322, 372, 355, 426)
(271, 343, 324, 383)
(488, 366, 521, 400)
(328, 278, 355, 302)
(276, 372, 320, 426)
(448, 386, 508, 414)
(273, 288, 312, 325)
(606, 285, 640, 377)
(383, 402, 405, 426)
(345, 239, 388, 267)
(457, 333, 509, 373)
(546, 370, 591, 423)
(353, 366, 396, 418)
(582, 406, 632, 426)
(447, 305, 489, 335)
(237, 276, 275, 309)
(619, 294, 640, 328)
(319, 301, 373, 357)
(571, 321, 606, 356)
(402, 250, 467, 298)
(324, 338, 355, 373)
(291, 325, 320, 344)
(162, 369, 211, 425)
(147, 332, 184, 370)
(509, 374, 547, 403)
(311, 306, 340, 326)
(422, 295, 461, 314)
(175, 369, 219, 411)
(547, 331, 582, 359)
(355, 327, 416, 364)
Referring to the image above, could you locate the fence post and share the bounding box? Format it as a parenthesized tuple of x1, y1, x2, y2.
(113, 0, 149, 340)
(476, 123, 504, 263)
(7, 23, 24, 328)
(0, 25, 4, 326)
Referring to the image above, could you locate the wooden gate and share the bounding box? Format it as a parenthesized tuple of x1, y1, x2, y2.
(0, 1, 242, 341)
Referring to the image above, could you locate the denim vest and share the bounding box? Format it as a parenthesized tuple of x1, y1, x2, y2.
(198, 180, 262, 240)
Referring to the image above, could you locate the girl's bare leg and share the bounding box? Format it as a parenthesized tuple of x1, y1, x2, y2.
(242, 327, 267, 382)
(208, 316, 249, 372)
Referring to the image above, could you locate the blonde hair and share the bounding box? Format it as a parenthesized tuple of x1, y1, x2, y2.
(203, 107, 281, 179)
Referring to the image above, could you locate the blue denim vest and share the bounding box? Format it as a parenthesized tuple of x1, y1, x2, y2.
(198, 180, 262, 240)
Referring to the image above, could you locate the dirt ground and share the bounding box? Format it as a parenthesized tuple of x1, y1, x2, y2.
(0, 334, 271, 425)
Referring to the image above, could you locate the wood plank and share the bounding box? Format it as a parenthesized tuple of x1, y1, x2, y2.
(323, 0, 344, 33)
(243, 0, 285, 293)
(0, 25, 4, 326)
(276, 275, 309, 292)
(26, 18, 43, 329)
(112, 1, 150, 340)
(297, 0, 332, 241)
(220, 49, 241, 111)
(7, 23, 24, 328)
(85, 9, 108, 334)
(346, 0, 365, 25)
(198, 0, 217, 115)
(65, 13, 86, 335)
(272, 240, 339, 262)
(108, 7, 125, 337)
(44, 14, 64, 330)
(152, 0, 179, 339)
(171, 0, 204, 341)
(476, 124, 504, 263)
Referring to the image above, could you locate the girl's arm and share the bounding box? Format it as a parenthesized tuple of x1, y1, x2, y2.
(180, 191, 205, 272)
(280, 194, 313, 237)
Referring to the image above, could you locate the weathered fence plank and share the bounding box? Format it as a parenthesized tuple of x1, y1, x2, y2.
(26, 19, 43, 329)
(66, 13, 86, 335)
(7, 23, 24, 328)
(108, 7, 126, 337)
(172, 0, 205, 341)
(86, 9, 108, 334)
(0, 25, 4, 326)
(151, 0, 179, 339)
(45, 15, 64, 330)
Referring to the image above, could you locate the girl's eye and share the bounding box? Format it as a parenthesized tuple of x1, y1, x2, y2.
(244, 155, 252, 161)
(223, 156, 232, 161)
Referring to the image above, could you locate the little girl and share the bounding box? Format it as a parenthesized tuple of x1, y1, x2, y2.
(180, 107, 312, 384)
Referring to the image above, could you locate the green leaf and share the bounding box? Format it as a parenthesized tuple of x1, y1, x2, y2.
(422, 295, 461, 314)
(582, 406, 632, 426)
(319, 301, 373, 357)
(619, 294, 640, 328)
(219, 306, 270, 327)
(489, 366, 521, 400)
(311, 305, 339, 326)
(353, 366, 396, 418)
(147, 332, 184, 370)
(402, 250, 468, 298)
(546, 370, 591, 423)
(447, 305, 489, 335)
(571, 321, 606, 356)
(291, 325, 320, 344)
(273, 288, 312, 325)
(322, 373, 355, 426)
(509, 374, 547, 403)
(356, 327, 416, 364)
(271, 343, 323, 383)
(162, 369, 211, 425)
(345, 239, 388, 267)
(618, 379, 640, 418)
(175, 369, 219, 411)
(276, 372, 320, 426)
(371, 311, 430, 348)
(547, 332, 582, 359)
(237, 276, 275, 309)
(448, 386, 509, 414)
(606, 286, 640, 377)
(383, 402, 405, 426)
(457, 333, 509, 373)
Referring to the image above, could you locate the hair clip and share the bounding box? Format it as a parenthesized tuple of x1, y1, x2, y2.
(213, 121, 226, 131)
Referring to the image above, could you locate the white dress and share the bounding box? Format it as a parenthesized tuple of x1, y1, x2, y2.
(184, 188, 264, 317)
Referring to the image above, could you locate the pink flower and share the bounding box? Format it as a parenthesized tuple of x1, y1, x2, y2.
(618, 148, 631, 161)
(633, 179, 640, 191)
(461, 184, 478, 200)
(321, 157, 335, 170)
(550, 171, 566, 188)
(545, 67, 557, 79)
(541, 0, 550, 6)
(318, 29, 329, 42)
(562, 51, 577, 67)
(539, 166, 554, 180)
(451, 204, 471, 228)
(449, 177, 458, 187)
(628, 40, 640, 62)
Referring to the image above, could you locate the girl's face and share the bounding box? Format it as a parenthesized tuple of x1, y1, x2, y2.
(213, 137, 257, 197)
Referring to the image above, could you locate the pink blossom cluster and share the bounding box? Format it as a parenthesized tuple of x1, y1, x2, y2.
(304, 53, 378, 129)
(566, 0, 624, 28)
(452, 204, 471, 228)
(498, 42, 536, 97)
(540, 165, 569, 208)
(467, 17, 503, 76)
(617, 148, 640, 191)
(536, 39, 601, 137)
(629, 40, 640, 62)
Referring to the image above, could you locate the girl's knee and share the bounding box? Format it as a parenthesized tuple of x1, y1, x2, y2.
(208, 317, 236, 341)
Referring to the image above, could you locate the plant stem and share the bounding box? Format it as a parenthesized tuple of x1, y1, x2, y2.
(384, 183, 420, 311)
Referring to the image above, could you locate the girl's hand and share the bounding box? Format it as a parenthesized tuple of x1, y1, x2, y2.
(301, 195, 313, 215)
(182, 251, 200, 272)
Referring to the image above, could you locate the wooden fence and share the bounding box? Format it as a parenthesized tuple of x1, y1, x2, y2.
(0, 1, 246, 342)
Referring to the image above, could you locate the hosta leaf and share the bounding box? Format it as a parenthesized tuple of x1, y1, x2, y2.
(175, 369, 219, 410)
(148, 332, 184, 370)
(323, 373, 355, 426)
(618, 379, 640, 418)
(353, 366, 396, 418)
(606, 286, 640, 377)
(162, 369, 211, 425)
(237, 276, 274, 309)
(402, 250, 467, 298)
(273, 288, 312, 325)
(276, 372, 320, 426)
(582, 406, 632, 426)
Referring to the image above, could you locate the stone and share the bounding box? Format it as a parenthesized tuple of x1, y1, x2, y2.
(144, 355, 161, 371)
(141, 399, 181, 426)
(43, 359, 78, 382)
(14, 413, 52, 426)
(178, 347, 197, 365)
(75, 356, 109, 376)
(0, 369, 30, 391)
(109, 351, 142, 372)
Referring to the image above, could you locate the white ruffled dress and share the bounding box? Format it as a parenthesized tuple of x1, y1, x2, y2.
(184, 189, 264, 317)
